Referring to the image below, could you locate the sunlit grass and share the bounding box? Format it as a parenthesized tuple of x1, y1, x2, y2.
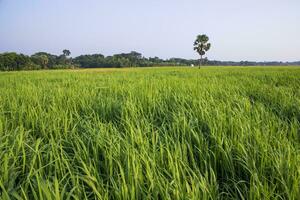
(0, 66, 300, 199)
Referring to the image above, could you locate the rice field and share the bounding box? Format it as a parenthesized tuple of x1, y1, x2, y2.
(0, 67, 300, 199)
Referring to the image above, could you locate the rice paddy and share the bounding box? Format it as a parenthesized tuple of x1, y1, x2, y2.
(0, 67, 300, 199)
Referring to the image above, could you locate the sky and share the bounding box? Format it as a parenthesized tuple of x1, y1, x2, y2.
(0, 0, 299, 61)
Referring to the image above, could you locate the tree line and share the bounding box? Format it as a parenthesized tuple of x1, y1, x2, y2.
(0, 50, 299, 71)
(0, 50, 73, 71)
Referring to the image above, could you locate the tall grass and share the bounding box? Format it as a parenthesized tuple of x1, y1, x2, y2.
(0, 67, 300, 199)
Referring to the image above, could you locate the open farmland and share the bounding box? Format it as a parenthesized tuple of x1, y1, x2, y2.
(0, 67, 300, 199)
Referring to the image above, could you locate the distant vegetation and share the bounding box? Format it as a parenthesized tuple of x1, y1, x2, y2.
(0, 50, 300, 71)
(0, 51, 73, 71)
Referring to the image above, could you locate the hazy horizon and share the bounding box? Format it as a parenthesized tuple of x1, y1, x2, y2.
(0, 0, 299, 61)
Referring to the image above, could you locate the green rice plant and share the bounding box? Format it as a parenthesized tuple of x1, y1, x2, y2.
(0, 66, 300, 199)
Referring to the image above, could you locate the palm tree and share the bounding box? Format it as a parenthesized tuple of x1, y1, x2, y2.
(63, 49, 71, 57)
(193, 34, 211, 69)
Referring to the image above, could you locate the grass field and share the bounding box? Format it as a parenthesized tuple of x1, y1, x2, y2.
(0, 67, 300, 199)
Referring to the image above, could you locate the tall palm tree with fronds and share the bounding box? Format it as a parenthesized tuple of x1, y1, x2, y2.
(63, 49, 71, 57)
(194, 34, 211, 69)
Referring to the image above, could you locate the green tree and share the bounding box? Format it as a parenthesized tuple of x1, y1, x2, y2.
(32, 55, 48, 69)
(39, 55, 49, 69)
(31, 52, 57, 68)
(61, 50, 72, 65)
(63, 49, 71, 57)
(193, 34, 211, 68)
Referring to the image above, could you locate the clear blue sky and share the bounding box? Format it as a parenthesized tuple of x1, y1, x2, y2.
(0, 0, 299, 61)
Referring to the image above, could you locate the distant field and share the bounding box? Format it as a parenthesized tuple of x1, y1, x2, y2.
(0, 67, 300, 199)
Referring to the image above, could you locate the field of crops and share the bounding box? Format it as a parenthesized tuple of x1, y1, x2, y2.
(0, 67, 300, 199)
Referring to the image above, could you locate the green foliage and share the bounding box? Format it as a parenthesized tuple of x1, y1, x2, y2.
(0, 67, 300, 199)
(73, 54, 105, 67)
(31, 54, 49, 69)
(1, 50, 299, 71)
(63, 49, 71, 57)
(194, 34, 211, 67)
(0, 52, 35, 71)
(0, 51, 75, 71)
(73, 52, 148, 68)
(31, 52, 58, 68)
